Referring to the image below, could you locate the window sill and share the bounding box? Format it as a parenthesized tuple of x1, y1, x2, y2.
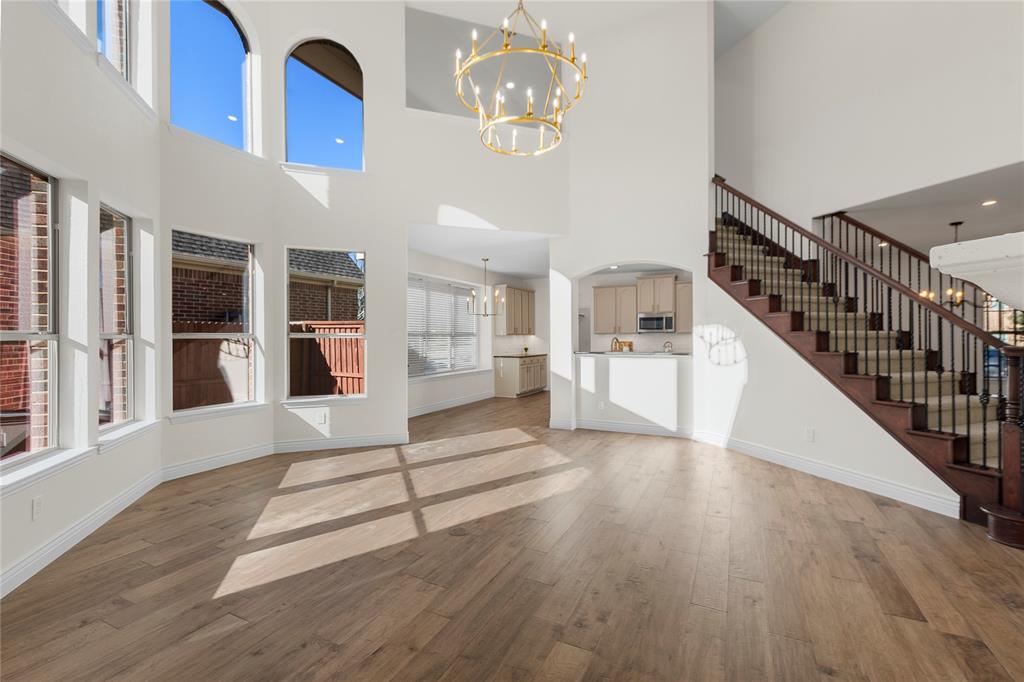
(167, 402, 268, 425)
(0, 446, 97, 497)
(97, 420, 161, 454)
(280, 395, 368, 409)
(279, 161, 365, 177)
(96, 54, 156, 122)
(39, 0, 93, 56)
(166, 124, 263, 164)
(408, 368, 491, 384)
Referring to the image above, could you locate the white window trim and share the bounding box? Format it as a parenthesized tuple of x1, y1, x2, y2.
(285, 247, 366, 400)
(170, 232, 257, 414)
(408, 367, 492, 384)
(167, 401, 267, 425)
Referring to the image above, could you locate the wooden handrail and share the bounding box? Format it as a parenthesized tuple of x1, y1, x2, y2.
(712, 176, 1009, 349)
(826, 211, 931, 263)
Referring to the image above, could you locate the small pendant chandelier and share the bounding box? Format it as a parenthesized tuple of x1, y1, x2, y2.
(468, 257, 501, 317)
(453, 0, 588, 157)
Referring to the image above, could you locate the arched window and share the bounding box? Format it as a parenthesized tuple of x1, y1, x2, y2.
(170, 0, 249, 150)
(286, 40, 364, 170)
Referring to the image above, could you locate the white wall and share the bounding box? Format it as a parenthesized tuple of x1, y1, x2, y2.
(0, 0, 569, 593)
(549, 1, 714, 427)
(715, 0, 1024, 227)
(407, 250, 498, 417)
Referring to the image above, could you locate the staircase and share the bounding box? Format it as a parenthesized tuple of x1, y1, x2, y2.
(708, 176, 1024, 541)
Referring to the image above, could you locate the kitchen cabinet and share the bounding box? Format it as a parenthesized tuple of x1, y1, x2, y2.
(494, 355, 547, 397)
(675, 282, 693, 332)
(593, 286, 636, 334)
(494, 285, 535, 336)
(636, 275, 676, 314)
(616, 286, 637, 333)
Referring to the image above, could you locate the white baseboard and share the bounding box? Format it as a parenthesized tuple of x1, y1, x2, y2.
(723, 436, 960, 518)
(576, 418, 693, 439)
(548, 418, 573, 430)
(273, 432, 409, 454)
(162, 443, 275, 481)
(408, 391, 494, 418)
(0, 471, 162, 598)
(692, 430, 730, 447)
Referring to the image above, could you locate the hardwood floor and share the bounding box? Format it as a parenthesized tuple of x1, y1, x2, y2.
(3, 392, 1024, 680)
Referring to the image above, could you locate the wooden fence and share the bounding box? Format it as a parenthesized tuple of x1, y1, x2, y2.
(289, 321, 365, 396)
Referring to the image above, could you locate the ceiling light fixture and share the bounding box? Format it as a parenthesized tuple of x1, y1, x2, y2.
(468, 258, 499, 317)
(609, 265, 619, 270)
(981, 199, 998, 207)
(454, 0, 588, 157)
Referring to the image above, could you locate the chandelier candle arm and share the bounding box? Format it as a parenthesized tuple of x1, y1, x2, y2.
(454, 0, 588, 157)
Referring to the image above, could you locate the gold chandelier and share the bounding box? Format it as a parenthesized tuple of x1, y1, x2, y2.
(454, 0, 588, 157)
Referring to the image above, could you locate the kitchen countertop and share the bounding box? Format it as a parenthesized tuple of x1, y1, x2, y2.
(493, 353, 548, 358)
(575, 351, 692, 357)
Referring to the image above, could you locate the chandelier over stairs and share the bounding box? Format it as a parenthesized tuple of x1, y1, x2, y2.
(454, 0, 588, 157)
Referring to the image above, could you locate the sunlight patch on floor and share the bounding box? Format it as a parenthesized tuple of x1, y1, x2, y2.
(421, 467, 590, 532)
(216, 427, 585, 598)
(400, 427, 535, 463)
(250, 472, 409, 539)
(214, 512, 419, 598)
(280, 447, 401, 488)
(409, 444, 571, 498)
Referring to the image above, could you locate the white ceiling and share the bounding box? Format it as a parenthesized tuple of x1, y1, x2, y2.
(715, 0, 787, 58)
(408, 223, 551, 279)
(844, 162, 1024, 253)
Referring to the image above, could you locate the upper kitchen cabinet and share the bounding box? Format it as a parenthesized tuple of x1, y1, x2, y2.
(593, 285, 637, 334)
(637, 275, 676, 314)
(675, 281, 693, 332)
(494, 284, 536, 336)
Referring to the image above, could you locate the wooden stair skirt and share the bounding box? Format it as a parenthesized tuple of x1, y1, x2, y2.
(708, 226, 1024, 538)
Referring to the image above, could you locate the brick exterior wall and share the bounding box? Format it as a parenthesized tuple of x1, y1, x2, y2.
(1, 155, 52, 456)
(288, 279, 360, 322)
(172, 264, 247, 327)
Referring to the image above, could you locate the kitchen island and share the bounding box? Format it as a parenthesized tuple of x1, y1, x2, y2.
(574, 351, 693, 437)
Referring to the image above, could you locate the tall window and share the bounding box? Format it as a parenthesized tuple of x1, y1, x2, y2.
(97, 0, 130, 79)
(286, 40, 364, 170)
(407, 276, 478, 377)
(288, 249, 365, 397)
(1, 156, 57, 459)
(99, 206, 132, 427)
(170, 0, 249, 150)
(171, 230, 253, 410)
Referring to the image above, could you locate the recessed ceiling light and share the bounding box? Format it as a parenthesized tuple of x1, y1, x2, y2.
(981, 199, 998, 207)
(227, 115, 238, 122)
(609, 265, 619, 270)
(505, 81, 515, 89)
(334, 137, 345, 144)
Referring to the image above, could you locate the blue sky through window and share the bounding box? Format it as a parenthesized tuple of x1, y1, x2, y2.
(170, 0, 246, 150)
(286, 57, 364, 170)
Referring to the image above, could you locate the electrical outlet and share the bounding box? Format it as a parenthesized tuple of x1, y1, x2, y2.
(317, 411, 327, 425)
(804, 428, 815, 443)
(31, 496, 42, 520)
(598, 400, 605, 411)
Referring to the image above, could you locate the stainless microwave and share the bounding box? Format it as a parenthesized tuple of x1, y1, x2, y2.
(637, 313, 674, 333)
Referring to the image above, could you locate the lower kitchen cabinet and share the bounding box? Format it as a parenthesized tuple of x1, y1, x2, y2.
(494, 355, 547, 397)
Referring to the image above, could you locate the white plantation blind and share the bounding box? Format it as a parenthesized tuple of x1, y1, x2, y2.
(408, 275, 479, 377)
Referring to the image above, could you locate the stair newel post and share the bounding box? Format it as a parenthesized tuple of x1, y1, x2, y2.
(980, 346, 1024, 548)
